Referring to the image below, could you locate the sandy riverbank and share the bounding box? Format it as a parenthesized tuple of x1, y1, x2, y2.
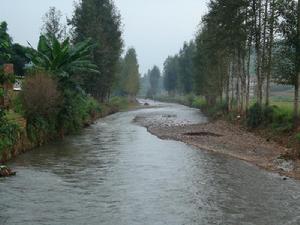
(134, 108, 300, 180)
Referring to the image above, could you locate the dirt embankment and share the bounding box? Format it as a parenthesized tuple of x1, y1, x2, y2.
(134, 114, 300, 180)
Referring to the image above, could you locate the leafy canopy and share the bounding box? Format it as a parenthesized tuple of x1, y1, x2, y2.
(27, 35, 99, 83)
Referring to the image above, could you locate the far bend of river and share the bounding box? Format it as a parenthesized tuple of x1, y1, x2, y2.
(1, 101, 300, 225)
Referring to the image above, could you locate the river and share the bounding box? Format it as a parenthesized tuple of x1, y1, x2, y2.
(1, 101, 300, 225)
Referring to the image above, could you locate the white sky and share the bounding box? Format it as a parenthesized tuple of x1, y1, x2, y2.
(0, 0, 208, 74)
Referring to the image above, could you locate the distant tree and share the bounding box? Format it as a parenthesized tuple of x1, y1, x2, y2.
(0, 21, 12, 64)
(138, 71, 151, 97)
(163, 56, 179, 96)
(70, 0, 123, 101)
(41, 7, 67, 40)
(120, 48, 140, 99)
(11, 44, 31, 76)
(148, 65, 161, 97)
(178, 41, 196, 94)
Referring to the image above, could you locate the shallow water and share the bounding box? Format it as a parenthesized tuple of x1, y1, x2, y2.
(1, 102, 300, 225)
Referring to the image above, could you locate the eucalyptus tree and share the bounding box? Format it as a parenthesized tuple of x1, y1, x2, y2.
(120, 48, 140, 99)
(276, 0, 300, 121)
(163, 56, 179, 96)
(148, 65, 161, 97)
(41, 7, 67, 41)
(178, 41, 196, 94)
(70, 0, 123, 101)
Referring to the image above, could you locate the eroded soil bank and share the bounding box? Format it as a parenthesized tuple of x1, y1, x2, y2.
(135, 101, 300, 180)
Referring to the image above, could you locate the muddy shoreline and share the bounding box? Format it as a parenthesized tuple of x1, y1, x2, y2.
(134, 106, 300, 180)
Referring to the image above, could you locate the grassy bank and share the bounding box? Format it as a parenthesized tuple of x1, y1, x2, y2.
(155, 94, 300, 158)
(0, 96, 134, 163)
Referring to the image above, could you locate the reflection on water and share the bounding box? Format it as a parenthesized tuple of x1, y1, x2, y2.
(1, 103, 300, 225)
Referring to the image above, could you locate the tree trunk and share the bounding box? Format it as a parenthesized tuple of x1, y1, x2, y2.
(254, 0, 263, 105)
(266, 0, 275, 106)
(294, 0, 300, 124)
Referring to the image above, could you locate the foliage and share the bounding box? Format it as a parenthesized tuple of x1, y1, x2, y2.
(295, 133, 300, 143)
(148, 66, 161, 97)
(0, 22, 30, 75)
(119, 48, 140, 98)
(57, 90, 97, 134)
(177, 41, 196, 94)
(11, 44, 31, 76)
(247, 103, 264, 128)
(27, 35, 99, 88)
(0, 109, 20, 153)
(109, 96, 130, 112)
(70, 0, 123, 100)
(41, 7, 67, 40)
(0, 68, 15, 84)
(163, 56, 179, 95)
(0, 21, 12, 64)
(21, 72, 61, 119)
(11, 94, 25, 115)
(247, 103, 293, 132)
(192, 96, 207, 109)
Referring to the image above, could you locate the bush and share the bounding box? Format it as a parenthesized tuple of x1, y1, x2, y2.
(85, 96, 101, 118)
(11, 94, 25, 115)
(247, 103, 263, 128)
(295, 133, 300, 143)
(0, 109, 20, 154)
(21, 72, 61, 118)
(270, 107, 293, 132)
(109, 96, 129, 112)
(247, 103, 293, 132)
(192, 96, 207, 109)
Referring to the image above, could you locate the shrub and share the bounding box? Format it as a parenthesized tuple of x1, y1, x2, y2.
(85, 96, 101, 118)
(192, 96, 207, 109)
(26, 116, 56, 145)
(11, 94, 25, 115)
(57, 90, 89, 134)
(247, 103, 293, 132)
(21, 72, 61, 118)
(0, 109, 20, 154)
(247, 103, 263, 128)
(109, 96, 129, 112)
(270, 107, 293, 132)
(295, 133, 300, 143)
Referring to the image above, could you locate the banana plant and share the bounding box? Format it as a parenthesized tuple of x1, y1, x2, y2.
(27, 35, 99, 84)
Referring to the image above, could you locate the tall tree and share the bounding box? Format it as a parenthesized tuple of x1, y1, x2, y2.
(41, 7, 67, 41)
(120, 48, 140, 99)
(178, 41, 196, 94)
(163, 56, 179, 96)
(148, 65, 161, 97)
(70, 0, 123, 101)
(0, 21, 12, 65)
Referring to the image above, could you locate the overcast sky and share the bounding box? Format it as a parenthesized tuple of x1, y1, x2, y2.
(0, 0, 208, 74)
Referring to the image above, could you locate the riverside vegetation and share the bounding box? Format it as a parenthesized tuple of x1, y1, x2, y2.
(139, 0, 300, 161)
(0, 1, 141, 162)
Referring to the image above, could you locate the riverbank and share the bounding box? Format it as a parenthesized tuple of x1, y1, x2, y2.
(0, 98, 139, 163)
(135, 102, 300, 180)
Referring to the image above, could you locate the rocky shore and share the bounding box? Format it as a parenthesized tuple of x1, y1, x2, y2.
(134, 110, 300, 180)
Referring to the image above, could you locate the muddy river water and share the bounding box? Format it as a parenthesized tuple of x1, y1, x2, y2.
(1, 101, 300, 225)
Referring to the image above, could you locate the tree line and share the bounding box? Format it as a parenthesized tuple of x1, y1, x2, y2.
(160, 0, 300, 125)
(0, 0, 141, 151)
